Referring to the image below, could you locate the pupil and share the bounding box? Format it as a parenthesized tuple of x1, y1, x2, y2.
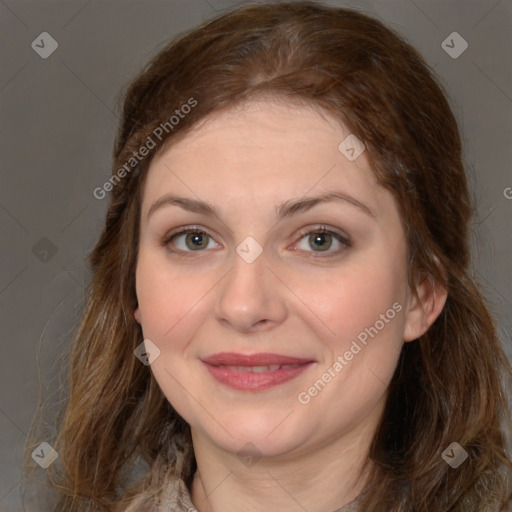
(310, 233, 331, 251)
(187, 232, 207, 250)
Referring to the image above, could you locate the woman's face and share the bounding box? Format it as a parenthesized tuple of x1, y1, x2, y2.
(134, 99, 423, 460)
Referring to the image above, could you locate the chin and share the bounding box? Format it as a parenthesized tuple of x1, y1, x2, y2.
(191, 408, 312, 460)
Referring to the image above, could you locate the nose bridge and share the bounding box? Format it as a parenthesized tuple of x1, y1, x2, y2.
(214, 241, 287, 331)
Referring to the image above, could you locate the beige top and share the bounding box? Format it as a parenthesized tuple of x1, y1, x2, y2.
(158, 477, 364, 511)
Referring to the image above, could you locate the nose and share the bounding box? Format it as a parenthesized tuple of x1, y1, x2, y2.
(213, 247, 288, 333)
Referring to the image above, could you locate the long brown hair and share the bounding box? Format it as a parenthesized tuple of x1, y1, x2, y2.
(25, 2, 512, 510)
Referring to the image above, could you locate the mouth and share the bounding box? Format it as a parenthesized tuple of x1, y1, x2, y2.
(201, 352, 315, 391)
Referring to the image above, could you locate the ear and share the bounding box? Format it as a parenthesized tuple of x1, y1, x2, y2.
(134, 305, 141, 324)
(403, 273, 448, 342)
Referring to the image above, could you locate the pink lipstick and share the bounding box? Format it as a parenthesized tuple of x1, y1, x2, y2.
(201, 352, 315, 391)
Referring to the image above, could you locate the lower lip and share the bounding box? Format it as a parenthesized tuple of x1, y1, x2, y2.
(203, 362, 314, 391)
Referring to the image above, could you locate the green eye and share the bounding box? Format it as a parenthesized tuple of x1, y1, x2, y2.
(294, 227, 350, 257)
(163, 225, 351, 259)
(183, 231, 210, 250)
(307, 232, 335, 251)
(165, 229, 217, 252)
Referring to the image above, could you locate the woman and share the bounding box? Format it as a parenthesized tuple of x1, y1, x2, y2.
(26, 2, 512, 511)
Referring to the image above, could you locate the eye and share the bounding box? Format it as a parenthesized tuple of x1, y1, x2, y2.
(163, 227, 220, 254)
(162, 224, 351, 258)
(293, 226, 351, 258)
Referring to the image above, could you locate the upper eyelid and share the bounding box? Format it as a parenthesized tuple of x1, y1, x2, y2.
(165, 224, 348, 239)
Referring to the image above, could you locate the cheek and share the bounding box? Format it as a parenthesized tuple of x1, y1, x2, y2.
(294, 261, 406, 427)
(303, 257, 407, 347)
(134, 252, 209, 343)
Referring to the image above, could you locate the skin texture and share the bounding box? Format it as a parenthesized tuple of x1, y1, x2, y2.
(133, 99, 447, 512)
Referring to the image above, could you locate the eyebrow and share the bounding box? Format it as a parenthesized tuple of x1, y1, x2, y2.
(146, 191, 375, 222)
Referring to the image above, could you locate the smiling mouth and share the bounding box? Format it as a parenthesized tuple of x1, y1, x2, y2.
(219, 363, 304, 372)
(201, 352, 315, 391)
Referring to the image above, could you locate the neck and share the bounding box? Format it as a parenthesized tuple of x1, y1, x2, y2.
(189, 422, 375, 512)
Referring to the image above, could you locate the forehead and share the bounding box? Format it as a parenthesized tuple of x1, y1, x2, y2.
(156, 98, 357, 166)
(140, 98, 392, 222)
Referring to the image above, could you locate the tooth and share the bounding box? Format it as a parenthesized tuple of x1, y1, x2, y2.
(226, 365, 249, 372)
(252, 365, 270, 372)
(223, 364, 293, 372)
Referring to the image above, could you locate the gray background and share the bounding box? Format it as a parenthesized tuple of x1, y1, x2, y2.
(0, 0, 511, 510)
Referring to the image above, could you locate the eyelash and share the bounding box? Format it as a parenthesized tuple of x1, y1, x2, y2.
(161, 224, 351, 259)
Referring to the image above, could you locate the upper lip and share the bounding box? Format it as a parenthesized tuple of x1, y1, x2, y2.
(201, 352, 315, 366)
